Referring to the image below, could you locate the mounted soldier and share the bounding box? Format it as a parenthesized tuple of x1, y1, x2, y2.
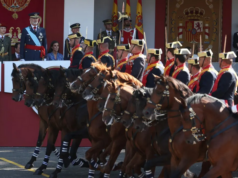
(142, 48, 164, 87)
(116, 44, 130, 72)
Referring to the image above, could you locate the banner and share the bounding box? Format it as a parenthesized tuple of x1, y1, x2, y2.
(135, 0, 144, 39)
(125, 0, 131, 19)
(112, 0, 118, 32)
(0, 0, 44, 46)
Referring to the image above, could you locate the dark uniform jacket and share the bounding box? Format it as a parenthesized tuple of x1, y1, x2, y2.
(96, 30, 119, 57)
(69, 44, 84, 69)
(64, 36, 85, 60)
(20, 26, 47, 61)
(98, 50, 115, 69)
(116, 58, 128, 72)
(79, 52, 97, 69)
(211, 67, 237, 107)
(0, 36, 12, 62)
(172, 64, 190, 85)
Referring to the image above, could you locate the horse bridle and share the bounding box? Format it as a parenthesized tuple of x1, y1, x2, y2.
(87, 72, 106, 98)
(12, 69, 25, 94)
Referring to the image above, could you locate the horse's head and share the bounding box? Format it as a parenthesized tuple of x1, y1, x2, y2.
(11, 63, 25, 101)
(102, 81, 133, 126)
(24, 69, 38, 107)
(82, 68, 112, 101)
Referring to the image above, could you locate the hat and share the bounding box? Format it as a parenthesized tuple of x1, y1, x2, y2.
(188, 55, 199, 65)
(148, 48, 163, 56)
(70, 23, 80, 29)
(131, 39, 145, 47)
(0, 23, 6, 28)
(117, 44, 130, 51)
(84, 39, 97, 47)
(219, 51, 237, 60)
(68, 32, 82, 39)
(97, 36, 112, 44)
(103, 19, 112, 24)
(29, 12, 40, 18)
(198, 49, 213, 58)
(166, 41, 182, 49)
(174, 48, 191, 55)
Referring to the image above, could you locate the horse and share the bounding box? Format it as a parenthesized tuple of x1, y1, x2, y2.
(178, 94, 238, 178)
(11, 64, 61, 173)
(142, 75, 211, 178)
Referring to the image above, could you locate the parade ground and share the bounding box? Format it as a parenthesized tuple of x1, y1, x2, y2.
(0, 147, 237, 178)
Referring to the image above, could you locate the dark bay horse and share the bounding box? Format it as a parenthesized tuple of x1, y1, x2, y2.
(179, 94, 238, 178)
(142, 75, 211, 178)
(11, 64, 61, 173)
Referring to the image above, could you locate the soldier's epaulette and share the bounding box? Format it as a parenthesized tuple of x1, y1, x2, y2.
(77, 47, 82, 51)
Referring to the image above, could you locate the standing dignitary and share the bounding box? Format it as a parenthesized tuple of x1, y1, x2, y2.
(20, 12, 47, 61)
(68, 33, 84, 69)
(0, 23, 12, 62)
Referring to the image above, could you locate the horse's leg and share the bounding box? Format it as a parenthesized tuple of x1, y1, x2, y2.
(99, 141, 113, 164)
(202, 163, 230, 178)
(197, 161, 211, 178)
(101, 137, 125, 177)
(220, 172, 232, 178)
(125, 152, 144, 177)
(158, 165, 171, 178)
(25, 118, 47, 169)
(34, 126, 59, 175)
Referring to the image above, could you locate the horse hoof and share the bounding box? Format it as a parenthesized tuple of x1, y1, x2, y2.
(33, 169, 43, 175)
(49, 174, 57, 178)
(63, 158, 71, 168)
(25, 163, 33, 169)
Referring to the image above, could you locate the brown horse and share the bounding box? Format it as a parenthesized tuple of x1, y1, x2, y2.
(142, 75, 211, 178)
(179, 94, 238, 178)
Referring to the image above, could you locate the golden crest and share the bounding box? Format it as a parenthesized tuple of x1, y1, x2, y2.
(5, 27, 21, 46)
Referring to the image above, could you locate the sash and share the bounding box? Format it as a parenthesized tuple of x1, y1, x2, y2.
(98, 52, 115, 68)
(188, 73, 200, 91)
(117, 58, 128, 71)
(172, 64, 187, 79)
(79, 53, 97, 69)
(125, 54, 144, 74)
(164, 58, 174, 76)
(70, 45, 82, 66)
(25, 27, 41, 46)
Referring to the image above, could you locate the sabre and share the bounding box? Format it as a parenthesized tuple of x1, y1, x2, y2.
(86, 27, 88, 39)
(223, 35, 227, 53)
(165, 27, 168, 46)
(200, 35, 202, 52)
(99, 28, 102, 39)
(144, 32, 148, 56)
(69, 22, 70, 34)
(122, 2, 125, 38)
(133, 28, 136, 39)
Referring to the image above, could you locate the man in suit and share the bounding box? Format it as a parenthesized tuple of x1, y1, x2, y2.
(12, 42, 20, 61)
(0, 23, 12, 62)
(64, 23, 85, 61)
(96, 19, 119, 57)
(20, 12, 47, 61)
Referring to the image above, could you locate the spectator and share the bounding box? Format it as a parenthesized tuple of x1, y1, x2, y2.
(12, 42, 20, 61)
(46, 41, 63, 61)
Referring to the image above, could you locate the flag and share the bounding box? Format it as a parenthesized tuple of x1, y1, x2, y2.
(112, 0, 118, 32)
(135, 0, 144, 39)
(125, 0, 131, 19)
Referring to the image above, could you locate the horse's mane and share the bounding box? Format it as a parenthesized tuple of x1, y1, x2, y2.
(165, 76, 193, 98)
(116, 72, 143, 87)
(91, 62, 109, 71)
(186, 94, 226, 107)
(133, 87, 153, 99)
(11, 63, 43, 77)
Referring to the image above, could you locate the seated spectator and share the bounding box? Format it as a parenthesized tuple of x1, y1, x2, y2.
(46, 41, 63, 60)
(12, 42, 20, 61)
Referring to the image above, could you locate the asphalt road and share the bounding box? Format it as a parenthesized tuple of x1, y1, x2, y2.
(0, 147, 237, 178)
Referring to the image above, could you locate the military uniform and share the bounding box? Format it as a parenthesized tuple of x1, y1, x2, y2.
(196, 50, 218, 94)
(233, 32, 238, 62)
(142, 48, 164, 87)
(20, 13, 47, 61)
(187, 55, 200, 92)
(164, 41, 182, 76)
(116, 44, 130, 72)
(211, 51, 238, 107)
(68, 33, 84, 69)
(97, 36, 115, 68)
(64, 23, 85, 60)
(79, 39, 97, 69)
(0, 23, 12, 61)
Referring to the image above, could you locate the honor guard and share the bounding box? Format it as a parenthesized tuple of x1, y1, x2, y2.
(64, 23, 84, 60)
(120, 18, 133, 44)
(125, 39, 146, 81)
(68, 33, 84, 69)
(187, 55, 201, 92)
(20, 12, 47, 61)
(79, 39, 97, 70)
(116, 44, 130, 72)
(211, 51, 238, 107)
(0, 23, 12, 62)
(164, 41, 183, 76)
(97, 36, 115, 68)
(142, 48, 164, 87)
(172, 48, 191, 85)
(196, 49, 218, 94)
(97, 19, 119, 57)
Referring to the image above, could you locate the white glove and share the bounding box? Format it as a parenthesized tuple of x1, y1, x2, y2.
(231, 105, 238, 113)
(20, 59, 25, 61)
(121, 37, 124, 42)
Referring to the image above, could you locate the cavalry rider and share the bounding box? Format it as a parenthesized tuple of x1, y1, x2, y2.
(79, 39, 97, 70)
(211, 51, 238, 107)
(68, 32, 84, 69)
(20, 12, 47, 61)
(187, 54, 201, 92)
(164, 41, 182, 76)
(172, 48, 191, 85)
(116, 44, 130, 72)
(97, 36, 115, 69)
(196, 49, 218, 94)
(142, 48, 164, 87)
(125, 39, 146, 81)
